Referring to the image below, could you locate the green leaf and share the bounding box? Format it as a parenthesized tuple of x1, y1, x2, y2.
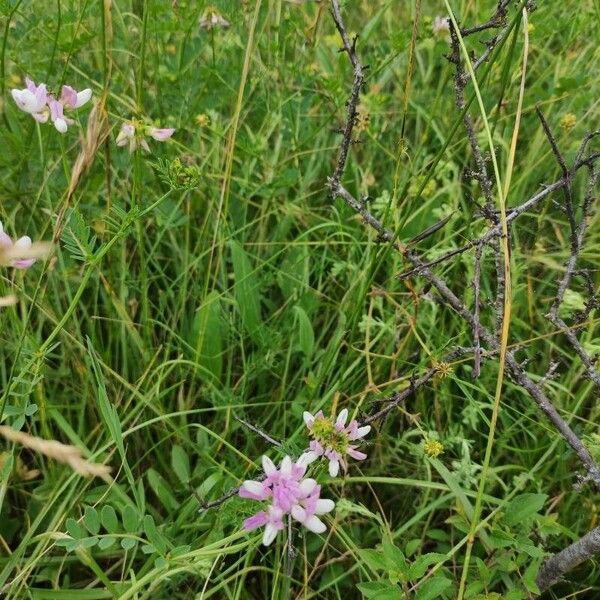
(523, 559, 542, 594)
(408, 553, 447, 579)
(83, 506, 100, 535)
(121, 505, 139, 534)
(229, 240, 262, 341)
(515, 539, 544, 558)
(100, 505, 119, 534)
(60, 208, 95, 262)
(65, 518, 86, 540)
(121, 538, 136, 551)
(147, 468, 180, 511)
(171, 445, 190, 485)
(143, 515, 167, 554)
(293, 305, 315, 357)
(382, 539, 408, 576)
(488, 527, 515, 549)
(98, 536, 116, 550)
(405, 538, 421, 557)
(356, 581, 400, 599)
(358, 549, 388, 572)
(503, 493, 547, 526)
(171, 544, 191, 558)
(414, 576, 452, 600)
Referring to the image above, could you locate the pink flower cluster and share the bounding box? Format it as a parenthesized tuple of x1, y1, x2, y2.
(116, 121, 175, 153)
(301, 408, 371, 477)
(0, 221, 36, 269)
(238, 407, 371, 546)
(11, 78, 91, 133)
(240, 456, 335, 546)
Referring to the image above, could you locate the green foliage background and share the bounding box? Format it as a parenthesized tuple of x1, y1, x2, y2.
(0, 0, 599, 598)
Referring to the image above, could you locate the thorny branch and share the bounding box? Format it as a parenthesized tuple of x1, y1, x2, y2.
(327, 0, 600, 592)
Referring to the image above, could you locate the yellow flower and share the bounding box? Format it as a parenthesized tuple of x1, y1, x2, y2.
(196, 113, 210, 127)
(424, 439, 444, 458)
(433, 361, 453, 378)
(560, 113, 577, 130)
(527, 22, 534, 34)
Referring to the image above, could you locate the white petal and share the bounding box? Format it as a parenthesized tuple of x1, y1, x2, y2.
(242, 480, 265, 496)
(75, 88, 92, 108)
(354, 425, 371, 439)
(262, 455, 276, 476)
(336, 408, 348, 428)
(262, 524, 278, 546)
(328, 459, 340, 478)
(303, 515, 326, 534)
(299, 478, 317, 496)
(303, 411, 314, 427)
(297, 451, 318, 468)
(54, 118, 68, 133)
(280, 456, 292, 476)
(315, 499, 335, 514)
(12, 89, 36, 112)
(14, 236, 32, 250)
(291, 505, 306, 523)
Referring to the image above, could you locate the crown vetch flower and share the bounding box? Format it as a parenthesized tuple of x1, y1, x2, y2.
(49, 99, 74, 134)
(148, 127, 175, 141)
(116, 121, 175, 152)
(0, 221, 36, 269)
(11, 78, 49, 122)
(11, 79, 91, 132)
(59, 85, 92, 109)
(239, 455, 335, 546)
(301, 408, 371, 477)
(432, 16, 451, 39)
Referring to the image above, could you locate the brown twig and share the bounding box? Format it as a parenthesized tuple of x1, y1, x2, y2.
(536, 525, 600, 591)
(327, 0, 600, 494)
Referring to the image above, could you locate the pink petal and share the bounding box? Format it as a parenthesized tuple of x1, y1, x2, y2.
(243, 511, 268, 531)
(239, 480, 269, 500)
(149, 127, 175, 141)
(60, 85, 78, 108)
(347, 447, 367, 461)
(348, 424, 371, 441)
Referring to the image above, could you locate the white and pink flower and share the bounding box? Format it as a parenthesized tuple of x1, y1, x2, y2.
(11, 78, 49, 122)
(116, 121, 175, 152)
(432, 16, 451, 39)
(300, 408, 371, 477)
(0, 221, 36, 269)
(239, 455, 335, 546)
(59, 85, 92, 109)
(11, 79, 91, 132)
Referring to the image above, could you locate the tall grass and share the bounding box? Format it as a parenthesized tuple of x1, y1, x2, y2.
(0, 1, 599, 598)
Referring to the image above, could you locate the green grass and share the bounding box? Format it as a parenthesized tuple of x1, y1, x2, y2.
(0, 0, 599, 598)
